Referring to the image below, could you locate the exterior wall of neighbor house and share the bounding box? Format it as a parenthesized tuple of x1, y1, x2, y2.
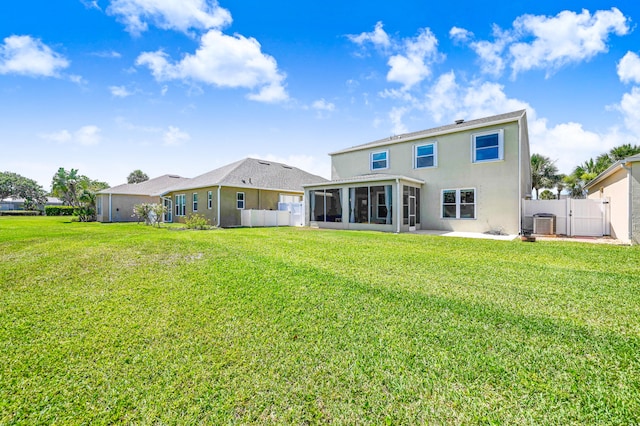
(631, 162, 640, 244)
(587, 167, 629, 243)
(165, 187, 218, 225)
(168, 186, 302, 227)
(96, 194, 158, 222)
(329, 120, 524, 234)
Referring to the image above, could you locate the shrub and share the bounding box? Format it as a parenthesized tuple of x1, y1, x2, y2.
(184, 213, 212, 230)
(45, 206, 75, 216)
(132, 203, 167, 227)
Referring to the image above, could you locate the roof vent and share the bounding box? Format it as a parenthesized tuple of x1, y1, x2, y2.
(455, 119, 465, 125)
(281, 165, 292, 169)
(258, 160, 271, 165)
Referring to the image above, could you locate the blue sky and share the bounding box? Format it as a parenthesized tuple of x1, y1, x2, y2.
(1, 0, 639, 189)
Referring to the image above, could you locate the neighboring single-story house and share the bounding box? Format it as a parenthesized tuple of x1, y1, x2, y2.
(163, 157, 327, 227)
(585, 154, 640, 244)
(303, 110, 532, 234)
(96, 174, 188, 222)
(97, 158, 327, 226)
(0, 197, 63, 211)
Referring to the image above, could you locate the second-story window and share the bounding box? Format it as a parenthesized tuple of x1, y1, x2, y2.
(415, 143, 437, 168)
(371, 150, 389, 170)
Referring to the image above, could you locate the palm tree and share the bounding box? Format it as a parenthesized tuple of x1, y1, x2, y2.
(51, 167, 80, 207)
(531, 153, 558, 199)
(608, 144, 640, 161)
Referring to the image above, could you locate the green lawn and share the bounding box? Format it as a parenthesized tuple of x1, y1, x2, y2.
(1, 217, 639, 424)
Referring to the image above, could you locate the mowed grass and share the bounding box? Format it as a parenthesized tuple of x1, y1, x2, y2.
(1, 217, 639, 424)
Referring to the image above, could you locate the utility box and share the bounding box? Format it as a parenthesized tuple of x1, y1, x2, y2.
(533, 213, 556, 235)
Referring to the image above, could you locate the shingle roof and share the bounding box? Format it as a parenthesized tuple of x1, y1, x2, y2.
(330, 109, 527, 155)
(303, 173, 424, 187)
(98, 174, 188, 196)
(165, 158, 328, 193)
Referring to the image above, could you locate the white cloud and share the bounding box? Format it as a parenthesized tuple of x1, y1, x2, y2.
(349, 23, 443, 90)
(454, 8, 629, 78)
(109, 85, 133, 97)
(449, 27, 473, 43)
(389, 107, 409, 135)
(347, 21, 391, 49)
(75, 125, 102, 145)
(387, 28, 440, 89)
(617, 86, 640, 135)
(617, 52, 640, 85)
(311, 99, 335, 112)
(136, 29, 288, 102)
(509, 8, 629, 77)
(422, 72, 530, 124)
(39, 125, 101, 146)
(0, 35, 69, 77)
(107, 0, 232, 35)
(163, 126, 190, 146)
(92, 50, 122, 58)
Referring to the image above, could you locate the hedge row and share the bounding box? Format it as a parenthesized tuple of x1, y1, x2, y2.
(0, 210, 40, 216)
(45, 206, 76, 216)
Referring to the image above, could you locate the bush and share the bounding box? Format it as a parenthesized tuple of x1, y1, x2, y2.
(0, 210, 40, 216)
(132, 203, 167, 227)
(184, 213, 212, 230)
(45, 206, 75, 216)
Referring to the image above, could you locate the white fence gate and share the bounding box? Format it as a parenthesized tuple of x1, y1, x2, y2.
(523, 198, 610, 237)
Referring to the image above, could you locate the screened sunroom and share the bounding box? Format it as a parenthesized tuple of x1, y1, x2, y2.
(303, 174, 424, 233)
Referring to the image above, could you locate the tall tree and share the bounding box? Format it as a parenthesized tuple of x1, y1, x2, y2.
(127, 169, 149, 184)
(0, 171, 48, 208)
(530, 154, 558, 199)
(50, 168, 109, 221)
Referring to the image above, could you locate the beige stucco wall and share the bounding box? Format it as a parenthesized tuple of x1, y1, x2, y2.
(330, 121, 524, 234)
(167, 186, 302, 227)
(96, 194, 159, 222)
(587, 167, 629, 242)
(631, 162, 640, 244)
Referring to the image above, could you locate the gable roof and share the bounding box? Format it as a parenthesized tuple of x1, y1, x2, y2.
(330, 109, 527, 155)
(98, 174, 188, 196)
(585, 154, 640, 189)
(165, 158, 328, 193)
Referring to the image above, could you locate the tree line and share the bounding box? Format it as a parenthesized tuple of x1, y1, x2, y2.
(1, 168, 149, 221)
(531, 144, 640, 200)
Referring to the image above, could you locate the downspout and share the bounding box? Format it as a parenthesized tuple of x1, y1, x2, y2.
(108, 194, 112, 222)
(517, 114, 523, 235)
(217, 185, 221, 227)
(396, 178, 401, 233)
(621, 163, 632, 242)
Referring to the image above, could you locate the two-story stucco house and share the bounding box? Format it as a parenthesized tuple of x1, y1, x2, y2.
(303, 110, 532, 234)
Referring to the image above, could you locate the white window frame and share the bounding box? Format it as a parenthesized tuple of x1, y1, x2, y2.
(471, 129, 504, 163)
(175, 194, 186, 217)
(192, 193, 198, 212)
(414, 142, 437, 169)
(236, 192, 245, 210)
(370, 150, 389, 170)
(207, 191, 213, 209)
(96, 196, 102, 215)
(441, 188, 476, 219)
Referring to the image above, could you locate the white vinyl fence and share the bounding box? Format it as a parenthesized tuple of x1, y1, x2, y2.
(523, 198, 610, 237)
(240, 202, 305, 228)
